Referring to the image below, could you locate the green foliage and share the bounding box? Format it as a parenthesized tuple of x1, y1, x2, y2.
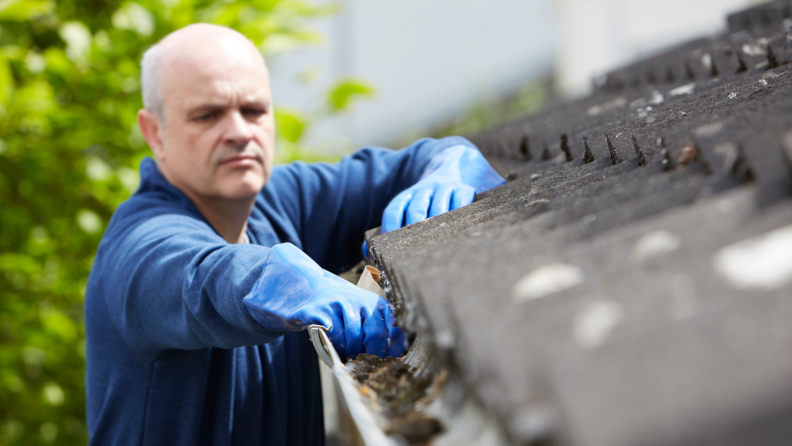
(0, 1, 354, 444)
(327, 77, 375, 113)
(275, 106, 307, 143)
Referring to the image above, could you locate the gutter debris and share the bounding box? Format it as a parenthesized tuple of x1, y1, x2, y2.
(349, 354, 442, 443)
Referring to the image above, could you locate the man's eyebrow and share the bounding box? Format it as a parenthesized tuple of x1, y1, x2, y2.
(186, 98, 271, 116)
(186, 103, 228, 115)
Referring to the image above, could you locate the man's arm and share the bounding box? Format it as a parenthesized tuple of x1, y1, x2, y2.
(91, 207, 283, 358)
(91, 200, 402, 359)
(260, 136, 479, 273)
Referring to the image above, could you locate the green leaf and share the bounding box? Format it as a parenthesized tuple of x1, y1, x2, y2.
(2, 373, 25, 393)
(117, 166, 140, 193)
(0, 0, 54, 21)
(0, 253, 43, 275)
(327, 78, 376, 113)
(10, 79, 54, 115)
(274, 107, 307, 143)
(85, 156, 112, 181)
(258, 29, 324, 55)
(24, 50, 46, 74)
(42, 47, 72, 76)
(112, 2, 155, 37)
(40, 307, 77, 341)
(0, 54, 12, 106)
(21, 347, 47, 366)
(59, 21, 92, 67)
(39, 422, 57, 441)
(41, 382, 65, 406)
(76, 209, 102, 234)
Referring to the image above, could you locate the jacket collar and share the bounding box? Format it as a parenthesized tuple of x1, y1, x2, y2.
(136, 156, 205, 220)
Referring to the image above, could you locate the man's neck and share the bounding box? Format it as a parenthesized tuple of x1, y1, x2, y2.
(188, 193, 255, 244)
(156, 162, 256, 244)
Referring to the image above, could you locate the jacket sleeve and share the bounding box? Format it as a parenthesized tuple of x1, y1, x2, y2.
(92, 201, 285, 358)
(260, 136, 477, 273)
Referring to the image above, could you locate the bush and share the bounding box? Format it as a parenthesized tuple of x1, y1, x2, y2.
(0, 1, 375, 443)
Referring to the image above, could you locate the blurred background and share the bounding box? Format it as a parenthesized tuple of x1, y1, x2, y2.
(0, 0, 762, 444)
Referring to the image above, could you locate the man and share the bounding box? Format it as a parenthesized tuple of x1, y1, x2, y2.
(85, 23, 504, 445)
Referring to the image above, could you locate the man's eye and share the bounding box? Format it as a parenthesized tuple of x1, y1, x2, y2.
(243, 107, 266, 117)
(196, 111, 218, 121)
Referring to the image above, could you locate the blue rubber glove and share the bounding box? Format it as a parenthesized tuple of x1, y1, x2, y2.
(381, 145, 505, 234)
(243, 243, 406, 359)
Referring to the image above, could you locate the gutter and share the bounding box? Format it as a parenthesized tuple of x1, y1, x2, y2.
(312, 260, 510, 445)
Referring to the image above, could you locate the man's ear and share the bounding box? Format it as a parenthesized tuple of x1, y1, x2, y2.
(138, 110, 166, 160)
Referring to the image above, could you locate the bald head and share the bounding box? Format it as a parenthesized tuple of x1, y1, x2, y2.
(141, 24, 267, 122)
(136, 23, 276, 232)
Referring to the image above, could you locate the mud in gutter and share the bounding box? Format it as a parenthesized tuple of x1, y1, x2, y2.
(332, 230, 511, 446)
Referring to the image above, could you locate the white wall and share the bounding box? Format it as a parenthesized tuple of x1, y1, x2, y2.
(555, 0, 762, 97)
(269, 0, 765, 150)
(268, 0, 558, 150)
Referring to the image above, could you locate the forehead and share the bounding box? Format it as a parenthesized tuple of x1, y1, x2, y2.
(160, 39, 271, 109)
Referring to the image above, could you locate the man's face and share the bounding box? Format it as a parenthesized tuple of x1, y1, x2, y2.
(152, 40, 275, 202)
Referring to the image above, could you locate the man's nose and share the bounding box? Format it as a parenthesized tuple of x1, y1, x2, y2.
(223, 111, 254, 148)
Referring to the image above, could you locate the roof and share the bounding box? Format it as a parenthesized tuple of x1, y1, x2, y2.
(367, 2, 792, 444)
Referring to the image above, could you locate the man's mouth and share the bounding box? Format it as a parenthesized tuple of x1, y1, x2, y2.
(220, 154, 260, 168)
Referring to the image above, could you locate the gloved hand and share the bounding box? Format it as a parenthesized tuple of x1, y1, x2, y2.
(243, 243, 406, 359)
(381, 145, 505, 234)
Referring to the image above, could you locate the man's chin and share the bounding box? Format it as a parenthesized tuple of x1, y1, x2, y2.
(218, 177, 266, 200)
(216, 169, 267, 198)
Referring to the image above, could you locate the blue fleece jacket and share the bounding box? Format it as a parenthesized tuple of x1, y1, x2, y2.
(84, 137, 474, 445)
